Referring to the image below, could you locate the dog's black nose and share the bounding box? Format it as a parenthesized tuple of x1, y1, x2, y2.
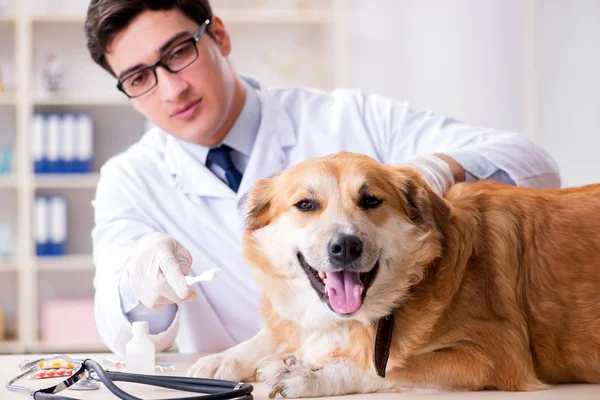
(328, 234, 363, 264)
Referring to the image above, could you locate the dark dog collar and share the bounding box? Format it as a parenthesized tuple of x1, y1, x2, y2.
(374, 313, 394, 378)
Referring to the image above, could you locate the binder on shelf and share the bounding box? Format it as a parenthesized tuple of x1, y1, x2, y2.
(34, 196, 50, 256)
(32, 112, 94, 174)
(32, 113, 47, 174)
(49, 195, 67, 256)
(62, 113, 76, 173)
(75, 113, 94, 173)
(35, 195, 67, 257)
(46, 113, 61, 173)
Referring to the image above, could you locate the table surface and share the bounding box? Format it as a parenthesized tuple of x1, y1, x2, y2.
(1, 353, 599, 399)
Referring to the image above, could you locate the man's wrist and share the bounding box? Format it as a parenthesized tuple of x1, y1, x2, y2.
(118, 268, 140, 314)
(440, 150, 517, 186)
(433, 153, 466, 183)
(403, 154, 455, 195)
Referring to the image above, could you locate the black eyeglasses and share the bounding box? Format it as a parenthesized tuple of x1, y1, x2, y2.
(117, 19, 211, 98)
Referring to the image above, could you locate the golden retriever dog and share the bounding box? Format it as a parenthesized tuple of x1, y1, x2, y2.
(188, 152, 600, 397)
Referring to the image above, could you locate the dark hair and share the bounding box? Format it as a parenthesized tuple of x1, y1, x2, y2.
(85, 0, 214, 76)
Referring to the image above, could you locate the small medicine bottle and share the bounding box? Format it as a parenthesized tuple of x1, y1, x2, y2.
(125, 321, 155, 375)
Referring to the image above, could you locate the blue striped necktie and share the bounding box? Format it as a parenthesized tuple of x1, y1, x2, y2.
(206, 145, 243, 192)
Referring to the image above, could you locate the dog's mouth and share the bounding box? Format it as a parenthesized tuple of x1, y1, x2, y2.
(297, 252, 380, 315)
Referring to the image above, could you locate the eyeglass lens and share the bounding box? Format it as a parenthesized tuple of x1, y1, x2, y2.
(122, 40, 198, 97)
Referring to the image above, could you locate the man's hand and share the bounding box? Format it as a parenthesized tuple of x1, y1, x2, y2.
(403, 154, 464, 195)
(127, 232, 196, 310)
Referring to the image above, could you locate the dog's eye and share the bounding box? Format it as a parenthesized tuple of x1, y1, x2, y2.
(295, 199, 319, 212)
(360, 195, 383, 210)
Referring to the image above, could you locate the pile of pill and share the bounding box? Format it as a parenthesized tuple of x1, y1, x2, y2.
(38, 360, 75, 369)
(24, 359, 77, 379)
(32, 368, 74, 379)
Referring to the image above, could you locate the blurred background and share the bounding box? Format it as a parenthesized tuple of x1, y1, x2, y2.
(0, 0, 598, 354)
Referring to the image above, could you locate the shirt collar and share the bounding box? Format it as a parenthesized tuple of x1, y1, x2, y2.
(179, 78, 261, 164)
(161, 75, 297, 200)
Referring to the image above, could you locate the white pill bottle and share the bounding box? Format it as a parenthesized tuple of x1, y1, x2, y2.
(125, 321, 155, 375)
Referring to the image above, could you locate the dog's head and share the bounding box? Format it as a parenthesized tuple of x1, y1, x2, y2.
(244, 152, 451, 327)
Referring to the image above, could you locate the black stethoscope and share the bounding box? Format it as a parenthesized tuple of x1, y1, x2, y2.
(6, 354, 253, 400)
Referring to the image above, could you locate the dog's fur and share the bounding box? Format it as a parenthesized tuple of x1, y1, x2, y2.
(188, 152, 600, 397)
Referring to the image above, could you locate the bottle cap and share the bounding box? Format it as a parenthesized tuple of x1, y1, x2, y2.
(132, 321, 149, 335)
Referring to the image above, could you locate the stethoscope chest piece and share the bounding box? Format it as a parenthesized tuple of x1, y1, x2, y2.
(69, 370, 101, 391)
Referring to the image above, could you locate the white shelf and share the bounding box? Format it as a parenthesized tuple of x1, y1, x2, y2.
(0, 174, 17, 189)
(219, 8, 331, 24)
(0, 340, 23, 354)
(33, 340, 108, 353)
(31, 13, 85, 23)
(31, 8, 331, 25)
(0, 258, 16, 271)
(0, 91, 17, 106)
(36, 254, 94, 271)
(0, 14, 15, 24)
(33, 92, 130, 106)
(35, 173, 99, 189)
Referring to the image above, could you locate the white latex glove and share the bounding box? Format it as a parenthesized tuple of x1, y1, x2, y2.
(127, 232, 196, 310)
(402, 154, 455, 196)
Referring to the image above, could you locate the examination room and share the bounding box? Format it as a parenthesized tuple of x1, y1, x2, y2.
(1, 0, 599, 399)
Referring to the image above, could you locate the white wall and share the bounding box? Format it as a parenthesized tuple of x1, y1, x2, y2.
(341, 0, 600, 188)
(343, 0, 526, 134)
(536, 0, 600, 188)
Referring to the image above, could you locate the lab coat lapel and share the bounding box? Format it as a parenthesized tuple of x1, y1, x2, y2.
(164, 135, 235, 199)
(235, 89, 296, 203)
(162, 86, 296, 201)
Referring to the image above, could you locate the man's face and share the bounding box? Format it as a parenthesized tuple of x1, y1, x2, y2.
(106, 9, 243, 146)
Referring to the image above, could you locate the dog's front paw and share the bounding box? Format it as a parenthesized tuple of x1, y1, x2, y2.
(187, 352, 256, 381)
(258, 354, 323, 398)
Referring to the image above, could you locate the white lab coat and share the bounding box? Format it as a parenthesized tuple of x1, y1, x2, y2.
(92, 78, 560, 357)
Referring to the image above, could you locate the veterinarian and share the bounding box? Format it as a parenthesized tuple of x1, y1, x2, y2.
(86, 0, 561, 357)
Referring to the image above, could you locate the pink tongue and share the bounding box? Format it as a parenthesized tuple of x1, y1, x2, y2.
(325, 271, 363, 314)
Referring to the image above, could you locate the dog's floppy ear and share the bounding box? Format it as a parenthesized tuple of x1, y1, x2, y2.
(392, 167, 452, 233)
(245, 177, 276, 231)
